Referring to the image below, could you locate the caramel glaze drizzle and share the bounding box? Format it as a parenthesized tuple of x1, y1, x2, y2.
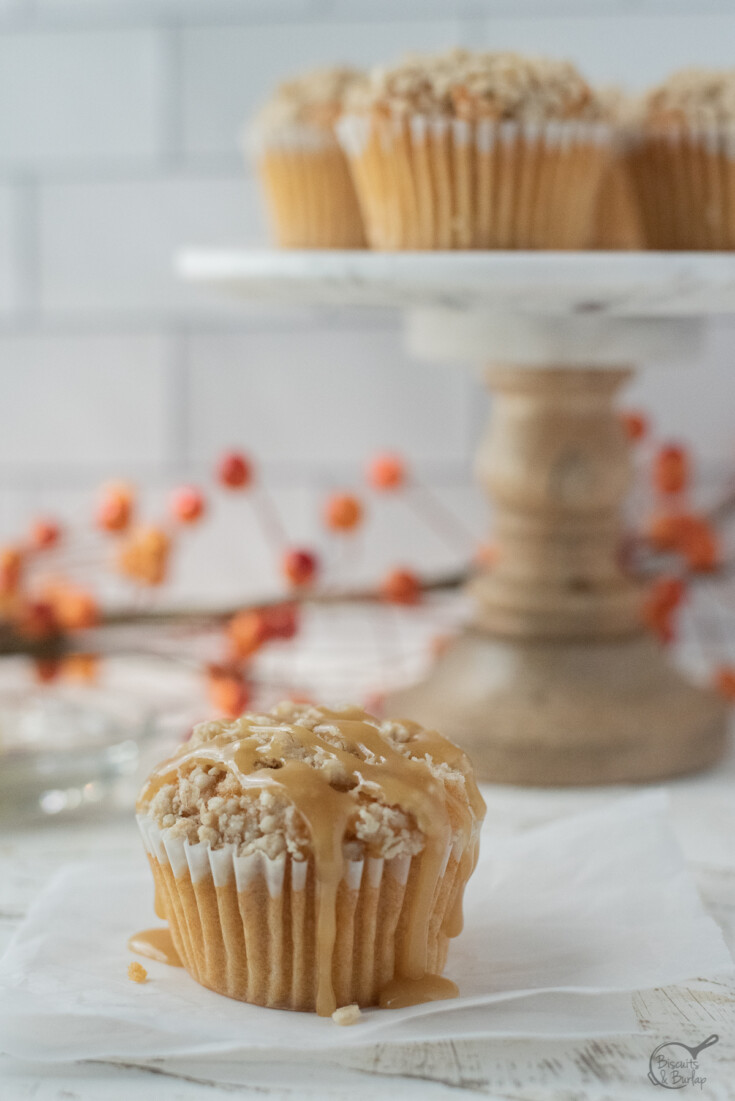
(128, 927, 183, 967)
(137, 706, 485, 1017)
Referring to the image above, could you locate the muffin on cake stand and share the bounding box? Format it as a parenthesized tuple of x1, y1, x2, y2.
(178, 249, 732, 785)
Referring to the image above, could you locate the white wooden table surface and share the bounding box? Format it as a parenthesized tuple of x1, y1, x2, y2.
(2, 744, 734, 1101)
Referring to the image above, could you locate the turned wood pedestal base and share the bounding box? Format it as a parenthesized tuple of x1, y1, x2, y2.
(388, 632, 727, 786)
(388, 354, 729, 785)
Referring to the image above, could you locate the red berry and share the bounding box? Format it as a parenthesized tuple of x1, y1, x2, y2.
(324, 493, 363, 532)
(653, 444, 689, 495)
(228, 608, 269, 659)
(30, 518, 61, 550)
(17, 599, 58, 640)
(217, 451, 253, 490)
(381, 567, 421, 605)
(33, 657, 62, 684)
(263, 602, 299, 640)
(282, 549, 318, 588)
(171, 486, 205, 524)
(367, 453, 406, 491)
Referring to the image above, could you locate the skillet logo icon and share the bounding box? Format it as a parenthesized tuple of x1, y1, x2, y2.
(648, 1034, 719, 1089)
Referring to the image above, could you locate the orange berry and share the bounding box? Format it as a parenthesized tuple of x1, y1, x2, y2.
(217, 450, 253, 490)
(714, 666, 735, 702)
(282, 549, 318, 588)
(653, 444, 689, 495)
(324, 493, 363, 532)
(682, 518, 719, 573)
(641, 575, 685, 644)
(620, 410, 648, 442)
(646, 511, 694, 552)
(171, 486, 205, 524)
(207, 664, 250, 717)
(97, 483, 134, 533)
(228, 608, 269, 659)
(30, 518, 61, 550)
(0, 546, 23, 595)
(367, 453, 406, 491)
(62, 652, 100, 683)
(48, 584, 98, 631)
(381, 567, 421, 605)
(117, 526, 171, 586)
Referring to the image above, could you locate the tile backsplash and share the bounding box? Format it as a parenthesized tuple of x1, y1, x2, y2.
(1, 0, 734, 601)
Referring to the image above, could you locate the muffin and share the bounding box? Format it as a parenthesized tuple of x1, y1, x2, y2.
(251, 67, 367, 248)
(626, 68, 735, 249)
(336, 48, 612, 249)
(589, 89, 643, 250)
(137, 701, 485, 1016)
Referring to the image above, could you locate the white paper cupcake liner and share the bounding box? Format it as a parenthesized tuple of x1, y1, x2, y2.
(336, 112, 612, 249)
(248, 122, 366, 248)
(137, 814, 463, 1013)
(626, 123, 735, 249)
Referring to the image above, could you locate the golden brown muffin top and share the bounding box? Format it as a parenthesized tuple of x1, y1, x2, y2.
(344, 48, 606, 122)
(138, 701, 485, 862)
(254, 66, 366, 132)
(643, 67, 735, 127)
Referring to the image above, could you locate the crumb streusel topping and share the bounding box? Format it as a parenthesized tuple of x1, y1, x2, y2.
(254, 66, 366, 132)
(643, 67, 735, 127)
(343, 48, 606, 122)
(139, 701, 483, 863)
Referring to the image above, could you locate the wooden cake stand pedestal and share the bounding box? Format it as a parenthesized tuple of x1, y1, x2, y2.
(179, 251, 732, 785)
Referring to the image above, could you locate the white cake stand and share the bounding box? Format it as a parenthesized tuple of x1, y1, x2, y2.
(179, 249, 735, 785)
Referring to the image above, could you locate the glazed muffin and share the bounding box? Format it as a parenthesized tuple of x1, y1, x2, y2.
(251, 67, 367, 248)
(336, 48, 612, 249)
(137, 701, 485, 1016)
(626, 68, 735, 249)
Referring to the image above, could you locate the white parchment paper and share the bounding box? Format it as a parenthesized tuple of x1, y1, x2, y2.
(0, 792, 731, 1061)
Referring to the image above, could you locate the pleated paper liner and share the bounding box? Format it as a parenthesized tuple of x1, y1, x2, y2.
(626, 124, 735, 249)
(589, 153, 643, 250)
(336, 113, 612, 250)
(252, 124, 366, 249)
(138, 815, 465, 1013)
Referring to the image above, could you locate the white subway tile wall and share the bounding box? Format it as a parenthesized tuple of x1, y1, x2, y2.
(1, 0, 734, 602)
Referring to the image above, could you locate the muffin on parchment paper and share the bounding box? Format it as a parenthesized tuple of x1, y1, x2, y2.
(250, 67, 367, 248)
(626, 68, 735, 249)
(137, 702, 485, 1016)
(336, 48, 613, 250)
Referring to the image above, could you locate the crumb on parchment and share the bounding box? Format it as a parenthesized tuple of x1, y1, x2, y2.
(128, 961, 148, 984)
(332, 1003, 361, 1026)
